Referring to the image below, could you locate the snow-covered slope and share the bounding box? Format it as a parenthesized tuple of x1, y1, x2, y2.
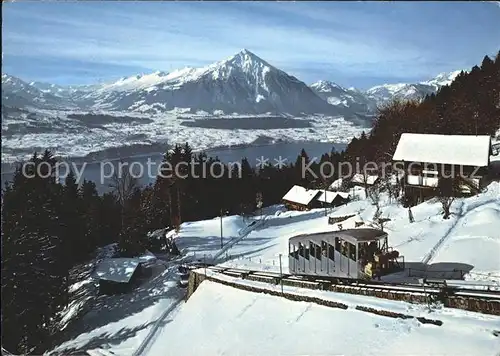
(29, 81, 99, 100)
(144, 280, 499, 356)
(421, 70, 463, 89)
(48, 182, 500, 355)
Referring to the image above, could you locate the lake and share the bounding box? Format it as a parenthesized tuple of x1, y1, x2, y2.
(1, 141, 345, 194)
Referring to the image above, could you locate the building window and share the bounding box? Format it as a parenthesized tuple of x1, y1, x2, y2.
(328, 243, 335, 261)
(340, 240, 348, 257)
(349, 242, 357, 261)
(321, 241, 327, 257)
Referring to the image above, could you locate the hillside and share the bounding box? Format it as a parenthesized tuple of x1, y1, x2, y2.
(48, 183, 500, 355)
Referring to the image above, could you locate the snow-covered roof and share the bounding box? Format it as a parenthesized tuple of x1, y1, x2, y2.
(282, 185, 321, 206)
(351, 173, 379, 185)
(328, 178, 343, 190)
(316, 191, 349, 204)
(393, 133, 491, 167)
(95, 258, 140, 283)
(148, 229, 166, 240)
(138, 250, 157, 267)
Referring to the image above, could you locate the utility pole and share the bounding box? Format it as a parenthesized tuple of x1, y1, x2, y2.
(474, 111, 478, 136)
(220, 208, 223, 249)
(279, 254, 284, 295)
(324, 185, 328, 217)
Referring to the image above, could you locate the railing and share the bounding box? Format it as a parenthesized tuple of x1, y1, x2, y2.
(328, 214, 355, 225)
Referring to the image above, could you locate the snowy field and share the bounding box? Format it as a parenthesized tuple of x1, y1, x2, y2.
(49, 182, 500, 355)
(144, 280, 499, 356)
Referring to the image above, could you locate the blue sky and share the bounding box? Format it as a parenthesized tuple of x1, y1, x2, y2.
(3, 1, 500, 89)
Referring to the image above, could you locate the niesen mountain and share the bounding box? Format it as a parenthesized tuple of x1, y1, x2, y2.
(2, 50, 463, 117)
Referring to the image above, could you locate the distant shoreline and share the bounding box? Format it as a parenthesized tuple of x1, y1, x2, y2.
(1, 138, 345, 174)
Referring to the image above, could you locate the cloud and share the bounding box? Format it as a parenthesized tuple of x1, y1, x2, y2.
(3, 4, 428, 74)
(3, 2, 499, 87)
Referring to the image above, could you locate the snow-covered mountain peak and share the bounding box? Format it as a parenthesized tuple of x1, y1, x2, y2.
(363, 70, 464, 106)
(310, 79, 378, 114)
(201, 49, 277, 82)
(310, 80, 347, 93)
(224, 49, 267, 66)
(420, 70, 463, 88)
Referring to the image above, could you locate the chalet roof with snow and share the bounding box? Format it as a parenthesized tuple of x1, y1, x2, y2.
(328, 178, 343, 191)
(316, 191, 350, 204)
(351, 173, 379, 185)
(282, 185, 321, 206)
(95, 258, 141, 284)
(138, 250, 157, 267)
(392, 133, 491, 167)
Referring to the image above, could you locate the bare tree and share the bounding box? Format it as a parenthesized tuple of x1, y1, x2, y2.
(438, 196, 455, 220)
(367, 184, 381, 207)
(381, 171, 399, 204)
(408, 207, 415, 223)
(362, 170, 370, 198)
(437, 177, 459, 220)
(109, 162, 139, 207)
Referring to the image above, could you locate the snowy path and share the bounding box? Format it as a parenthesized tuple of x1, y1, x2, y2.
(422, 195, 500, 265)
(211, 218, 267, 262)
(421, 200, 466, 265)
(133, 296, 183, 356)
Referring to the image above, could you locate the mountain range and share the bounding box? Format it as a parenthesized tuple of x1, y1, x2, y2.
(1, 49, 462, 117)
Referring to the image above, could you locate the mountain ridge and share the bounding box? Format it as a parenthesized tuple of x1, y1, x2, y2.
(2, 49, 464, 116)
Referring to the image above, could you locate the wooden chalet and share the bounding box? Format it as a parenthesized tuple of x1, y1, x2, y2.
(95, 256, 153, 295)
(282, 185, 322, 211)
(282, 185, 350, 211)
(317, 190, 350, 207)
(392, 133, 492, 205)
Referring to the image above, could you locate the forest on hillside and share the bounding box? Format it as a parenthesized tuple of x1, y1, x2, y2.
(346, 52, 500, 164)
(2, 52, 499, 354)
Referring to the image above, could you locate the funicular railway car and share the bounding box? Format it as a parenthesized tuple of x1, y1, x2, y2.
(288, 228, 403, 280)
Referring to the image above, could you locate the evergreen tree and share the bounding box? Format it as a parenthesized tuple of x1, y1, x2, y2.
(61, 169, 86, 263)
(2, 151, 68, 354)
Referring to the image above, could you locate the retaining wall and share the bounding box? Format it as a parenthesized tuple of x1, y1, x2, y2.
(187, 270, 500, 316)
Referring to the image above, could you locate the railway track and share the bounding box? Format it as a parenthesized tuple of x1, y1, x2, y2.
(203, 265, 500, 302)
